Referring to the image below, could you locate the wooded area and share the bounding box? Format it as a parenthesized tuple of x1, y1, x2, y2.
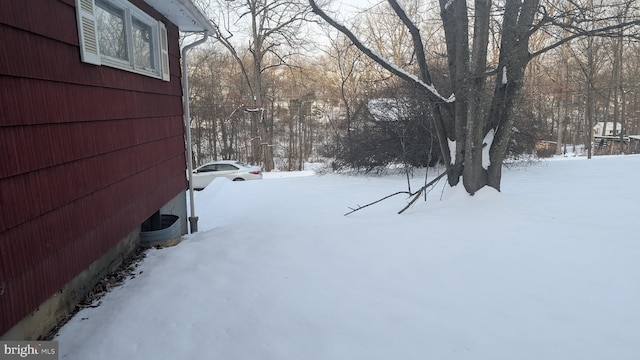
(186, 0, 640, 191)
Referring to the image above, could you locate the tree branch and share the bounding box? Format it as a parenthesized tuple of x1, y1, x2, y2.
(343, 170, 448, 216)
(386, 0, 432, 85)
(308, 0, 454, 104)
(398, 170, 447, 214)
(529, 15, 640, 59)
(344, 191, 411, 216)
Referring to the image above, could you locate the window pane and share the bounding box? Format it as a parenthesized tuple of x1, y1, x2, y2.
(199, 165, 216, 172)
(132, 17, 154, 70)
(96, 0, 128, 61)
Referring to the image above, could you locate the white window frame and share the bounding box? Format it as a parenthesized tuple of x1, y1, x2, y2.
(76, 0, 170, 81)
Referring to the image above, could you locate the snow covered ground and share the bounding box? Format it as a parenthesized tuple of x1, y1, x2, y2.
(56, 155, 640, 360)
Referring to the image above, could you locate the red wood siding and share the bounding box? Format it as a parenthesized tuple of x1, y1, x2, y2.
(0, 0, 187, 335)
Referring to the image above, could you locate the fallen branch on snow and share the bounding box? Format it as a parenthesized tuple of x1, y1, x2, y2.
(397, 170, 447, 214)
(344, 170, 447, 216)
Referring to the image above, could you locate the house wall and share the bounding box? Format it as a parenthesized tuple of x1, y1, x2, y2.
(1, 228, 140, 340)
(0, 0, 187, 337)
(593, 122, 623, 136)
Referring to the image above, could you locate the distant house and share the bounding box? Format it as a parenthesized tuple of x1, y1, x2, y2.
(593, 122, 623, 137)
(629, 135, 640, 154)
(534, 140, 557, 158)
(0, 0, 214, 339)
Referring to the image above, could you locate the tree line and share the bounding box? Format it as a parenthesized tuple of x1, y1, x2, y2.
(187, 0, 640, 192)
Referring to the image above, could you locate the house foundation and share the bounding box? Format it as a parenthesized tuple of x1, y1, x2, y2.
(0, 229, 140, 341)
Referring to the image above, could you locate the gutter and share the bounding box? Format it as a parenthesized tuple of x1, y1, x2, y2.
(182, 31, 209, 233)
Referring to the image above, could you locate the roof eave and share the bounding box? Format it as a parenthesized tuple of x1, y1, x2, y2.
(145, 0, 216, 34)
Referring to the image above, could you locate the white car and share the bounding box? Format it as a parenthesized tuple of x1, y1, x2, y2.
(191, 160, 263, 189)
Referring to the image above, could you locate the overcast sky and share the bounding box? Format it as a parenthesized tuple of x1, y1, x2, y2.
(322, 0, 384, 21)
(337, 0, 380, 11)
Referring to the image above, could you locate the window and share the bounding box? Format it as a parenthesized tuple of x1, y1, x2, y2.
(218, 164, 239, 171)
(76, 0, 169, 81)
(196, 165, 217, 173)
(95, 0, 128, 62)
(132, 18, 154, 69)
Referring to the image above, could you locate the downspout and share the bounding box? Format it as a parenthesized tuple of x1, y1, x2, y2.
(183, 32, 209, 233)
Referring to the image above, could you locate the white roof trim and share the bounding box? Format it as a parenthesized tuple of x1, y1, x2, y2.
(145, 0, 215, 33)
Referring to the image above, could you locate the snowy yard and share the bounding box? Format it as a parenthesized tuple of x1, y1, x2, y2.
(56, 155, 640, 360)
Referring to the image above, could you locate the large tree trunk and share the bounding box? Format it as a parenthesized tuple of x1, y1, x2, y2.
(440, 0, 538, 193)
(439, 0, 469, 188)
(463, 0, 491, 194)
(485, 0, 539, 191)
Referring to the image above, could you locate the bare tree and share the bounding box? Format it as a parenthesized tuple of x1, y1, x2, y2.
(569, 24, 608, 158)
(208, 0, 316, 171)
(322, 31, 372, 159)
(310, 0, 640, 194)
(188, 48, 256, 165)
